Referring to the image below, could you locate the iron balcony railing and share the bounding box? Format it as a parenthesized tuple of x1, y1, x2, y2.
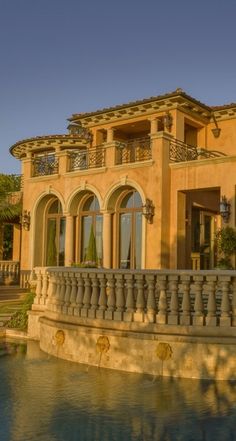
(33, 154, 59, 177)
(69, 146, 105, 171)
(169, 139, 198, 162)
(115, 136, 152, 165)
(169, 139, 226, 163)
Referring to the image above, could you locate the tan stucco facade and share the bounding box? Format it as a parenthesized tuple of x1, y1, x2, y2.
(10, 89, 236, 271)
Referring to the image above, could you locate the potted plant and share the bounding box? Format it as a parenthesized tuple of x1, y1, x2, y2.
(215, 226, 236, 269)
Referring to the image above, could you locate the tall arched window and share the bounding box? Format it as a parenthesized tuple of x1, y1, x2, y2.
(79, 194, 103, 265)
(117, 190, 142, 269)
(45, 199, 66, 266)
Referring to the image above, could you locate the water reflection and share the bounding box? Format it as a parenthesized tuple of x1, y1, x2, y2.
(0, 340, 236, 441)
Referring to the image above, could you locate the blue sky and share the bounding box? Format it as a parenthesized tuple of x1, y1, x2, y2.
(1, 0, 236, 173)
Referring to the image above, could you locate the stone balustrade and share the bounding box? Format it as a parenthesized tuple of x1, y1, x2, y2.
(0, 261, 20, 285)
(32, 267, 236, 328)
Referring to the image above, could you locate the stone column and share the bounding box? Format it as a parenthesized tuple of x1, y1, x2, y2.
(107, 128, 114, 143)
(102, 212, 112, 268)
(150, 118, 160, 135)
(64, 215, 74, 266)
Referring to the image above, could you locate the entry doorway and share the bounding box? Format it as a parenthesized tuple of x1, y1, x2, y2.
(191, 208, 217, 269)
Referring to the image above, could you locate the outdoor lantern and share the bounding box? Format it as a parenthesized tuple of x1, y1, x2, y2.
(142, 199, 155, 223)
(220, 195, 231, 223)
(163, 112, 173, 131)
(21, 210, 31, 230)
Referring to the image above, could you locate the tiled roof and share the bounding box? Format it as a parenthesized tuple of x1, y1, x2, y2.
(68, 89, 212, 121)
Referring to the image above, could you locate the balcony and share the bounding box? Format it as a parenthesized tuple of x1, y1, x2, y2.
(69, 146, 105, 171)
(169, 138, 226, 163)
(32, 153, 59, 177)
(115, 137, 152, 165)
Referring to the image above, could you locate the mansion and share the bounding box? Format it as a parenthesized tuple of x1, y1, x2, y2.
(8, 89, 236, 274)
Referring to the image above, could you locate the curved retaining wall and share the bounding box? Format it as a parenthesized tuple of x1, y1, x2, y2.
(28, 267, 236, 380)
(28, 311, 236, 381)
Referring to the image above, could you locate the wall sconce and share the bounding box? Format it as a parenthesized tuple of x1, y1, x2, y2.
(211, 115, 221, 138)
(163, 112, 173, 131)
(220, 195, 231, 223)
(21, 210, 31, 230)
(142, 199, 155, 223)
(211, 127, 221, 138)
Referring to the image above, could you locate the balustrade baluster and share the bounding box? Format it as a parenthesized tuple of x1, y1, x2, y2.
(41, 271, 48, 306)
(114, 274, 125, 321)
(88, 273, 99, 318)
(74, 274, 84, 316)
(47, 272, 56, 311)
(146, 274, 156, 323)
(220, 276, 231, 327)
(193, 275, 204, 326)
(58, 272, 66, 313)
(180, 276, 191, 325)
(63, 273, 71, 314)
(105, 274, 116, 320)
(156, 276, 167, 324)
(69, 273, 78, 315)
(51, 272, 61, 312)
(35, 270, 42, 305)
(168, 275, 179, 325)
(124, 274, 135, 322)
(206, 276, 217, 326)
(134, 275, 145, 322)
(97, 274, 107, 319)
(81, 273, 92, 317)
(231, 276, 236, 327)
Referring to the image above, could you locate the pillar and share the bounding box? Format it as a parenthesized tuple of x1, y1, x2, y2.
(102, 212, 112, 268)
(64, 215, 74, 266)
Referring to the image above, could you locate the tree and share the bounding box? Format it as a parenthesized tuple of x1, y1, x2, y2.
(0, 174, 22, 222)
(215, 226, 236, 269)
(84, 225, 98, 264)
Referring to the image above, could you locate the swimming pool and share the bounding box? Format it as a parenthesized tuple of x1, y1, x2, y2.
(1, 339, 236, 441)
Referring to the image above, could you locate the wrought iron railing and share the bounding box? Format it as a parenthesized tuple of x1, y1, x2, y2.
(32, 154, 59, 177)
(169, 139, 198, 162)
(69, 146, 105, 171)
(169, 139, 226, 163)
(115, 137, 152, 165)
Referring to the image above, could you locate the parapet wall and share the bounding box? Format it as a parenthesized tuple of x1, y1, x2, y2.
(28, 267, 236, 380)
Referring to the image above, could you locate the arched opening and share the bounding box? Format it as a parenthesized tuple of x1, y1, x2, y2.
(75, 193, 103, 265)
(45, 198, 66, 266)
(116, 189, 142, 269)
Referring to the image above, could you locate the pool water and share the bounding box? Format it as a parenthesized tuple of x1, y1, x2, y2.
(1, 340, 236, 441)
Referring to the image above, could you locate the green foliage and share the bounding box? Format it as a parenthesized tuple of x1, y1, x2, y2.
(215, 226, 236, 269)
(5, 292, 35, 330)
(46, 220, 57, 265)
(3, 224, 13, 260)
(84, 225, 97, 264)
(0, 174, 22, 222)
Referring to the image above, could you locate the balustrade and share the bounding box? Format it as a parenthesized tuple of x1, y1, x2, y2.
(32, 268, 236, 328)
(0, 261, 20, 285)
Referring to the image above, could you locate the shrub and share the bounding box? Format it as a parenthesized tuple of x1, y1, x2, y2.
(5, 291, 35, 330)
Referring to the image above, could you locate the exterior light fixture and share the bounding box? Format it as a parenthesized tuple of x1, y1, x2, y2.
(142, 199, 155, 223)
(211, 127, 221, 138)
(21, 210, 31, 231)
(211, 114, 221, 138)
(163, 112, 173, 131)
(220, 195, 231, 223)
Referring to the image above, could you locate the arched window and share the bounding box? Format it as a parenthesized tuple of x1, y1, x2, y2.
(45, 199, 65, 266)
(117, 190, 142, 269)
(79, 194, 103, 265)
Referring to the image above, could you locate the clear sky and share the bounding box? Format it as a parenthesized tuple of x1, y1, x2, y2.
(1, 0, 236, 174)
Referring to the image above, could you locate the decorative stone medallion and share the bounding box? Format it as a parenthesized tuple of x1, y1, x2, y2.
(55, 330, 65, 346)
(96, 336, 110, 353)
(156, 342, 172, 361)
